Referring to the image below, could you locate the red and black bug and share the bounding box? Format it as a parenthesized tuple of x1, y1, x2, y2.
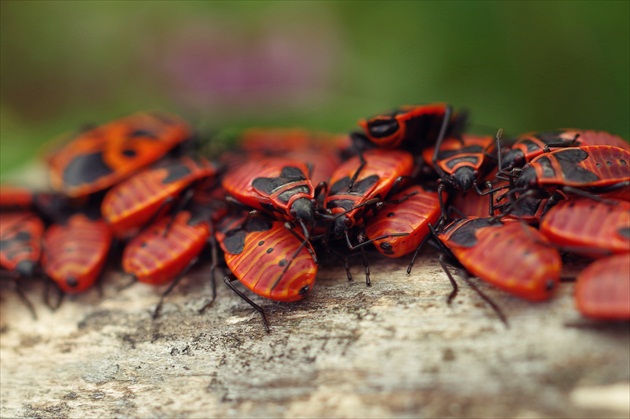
(539, 197, 630, 257)
(500, 129, 629, 173)
(357, 103, 465, 153)
(514, 145, 630, 192)
(0, 211, 44, 318)
(122, 206, 215, 318)
(425, 134, 497, 192)
(47, 111, 191, 198)
(222, 157, 320, 238)
(42, 213, 113, 294)
(0, 212, 44, 278)
(364, 185, 443, 263)
(101, 156, 219, 239)
(437, 217, 562, 302)
(324, 149, 415, 241)
(215, 213, 318, 331)
(575, 253, 630, 320)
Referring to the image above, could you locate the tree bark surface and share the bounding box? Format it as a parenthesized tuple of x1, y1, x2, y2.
(1, 251, 629, 418)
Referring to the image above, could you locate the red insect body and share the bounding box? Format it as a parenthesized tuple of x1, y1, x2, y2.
(423, 135, 496, 191)
(216, 214, 317, 302)
(48, 112, 191, 198)
(365, 185, 442, 258)
(539, 198, 630, 257)
(438, 218, 561, 301)
(358, 103, 463, 151)
(122, 210, 212, 285)
(42, 214, 112, 293)
(325, 149, 415, 238)
(501, 129, 629, 173)
(575, 253, 630, 320)
(222, 157, 317, 226)
(101, 156, 218, 239)
(0, 212, 44, 277)
(516, 145, 630, 190)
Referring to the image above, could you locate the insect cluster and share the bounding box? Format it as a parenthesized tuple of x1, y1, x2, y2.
(1, 106, 629, 331)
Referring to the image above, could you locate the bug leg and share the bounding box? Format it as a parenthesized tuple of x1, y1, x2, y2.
(43, 278, 64, 311)
(457, 272, 510, 329)
(347, 151, 367, 190)
(438, 255, 460, 304)
(198, 236, 219, 314)
(14, 280, 37, 320)
(406, 234, 431, 275)
(153, 257, 198, 320)
(360, 246, 371, 287)
(327, 247, 353, 281)
(224, 274, 270, 333)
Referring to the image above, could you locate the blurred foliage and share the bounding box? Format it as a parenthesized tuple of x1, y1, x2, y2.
(1, 1, 628, 179)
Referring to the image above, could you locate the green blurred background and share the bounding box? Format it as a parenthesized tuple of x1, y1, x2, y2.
(1, 1, 628, 180)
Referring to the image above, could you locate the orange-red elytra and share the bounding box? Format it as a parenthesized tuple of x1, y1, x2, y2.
(437, 217, 561, 301)
(102, 156, 219, 239)
(575, 253, 630, 320)
(215, 213, 317, 331)
(539, 198, 630, 257)
(48, 112, 191, 198)
(42, 214, 113, 294)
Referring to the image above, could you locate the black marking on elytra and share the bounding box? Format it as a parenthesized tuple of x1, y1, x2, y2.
(350, 175, 379, 194)
(257, 240, 264, 246)
(162, 163, 193, 184)
(224, 230, 247, 254)
(537, 157, 556, 179)
(557, 158, 599, 183)
(329, 177, 352, 195)
(245, 217, 273, 233)
(66, 277, 79, 288)
(368, 118, 399, 139)
(62, 152, 113, 187)
(533, 131, 564, 143)
(278, 259, 287, 267)
(129, 129, 159, 139)
(266, 248, 274, 254)
(448, 218, 500, 248)
(554, 148, 589, 163)
(277, 185, 310, 204)
(445, 155, 479, 170)
(122, 149, 137, 157)
(618, 227, 630, 240)
(387, 212, 396, 217)
(521, 138, 541, 153)
(252, 166, 307, 195)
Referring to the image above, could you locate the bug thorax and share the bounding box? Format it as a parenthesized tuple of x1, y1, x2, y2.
(515, 166, 538, 188)
(290, 198, 316, 225)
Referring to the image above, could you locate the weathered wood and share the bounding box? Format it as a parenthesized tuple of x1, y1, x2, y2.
(1, 250, 629, 418)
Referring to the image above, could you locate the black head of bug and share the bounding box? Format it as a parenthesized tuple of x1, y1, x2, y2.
(515, 165, 538, 188)
(332, 215, 351, 239)
(290, 198, 316, 225)
(501, 148, 526, 171)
